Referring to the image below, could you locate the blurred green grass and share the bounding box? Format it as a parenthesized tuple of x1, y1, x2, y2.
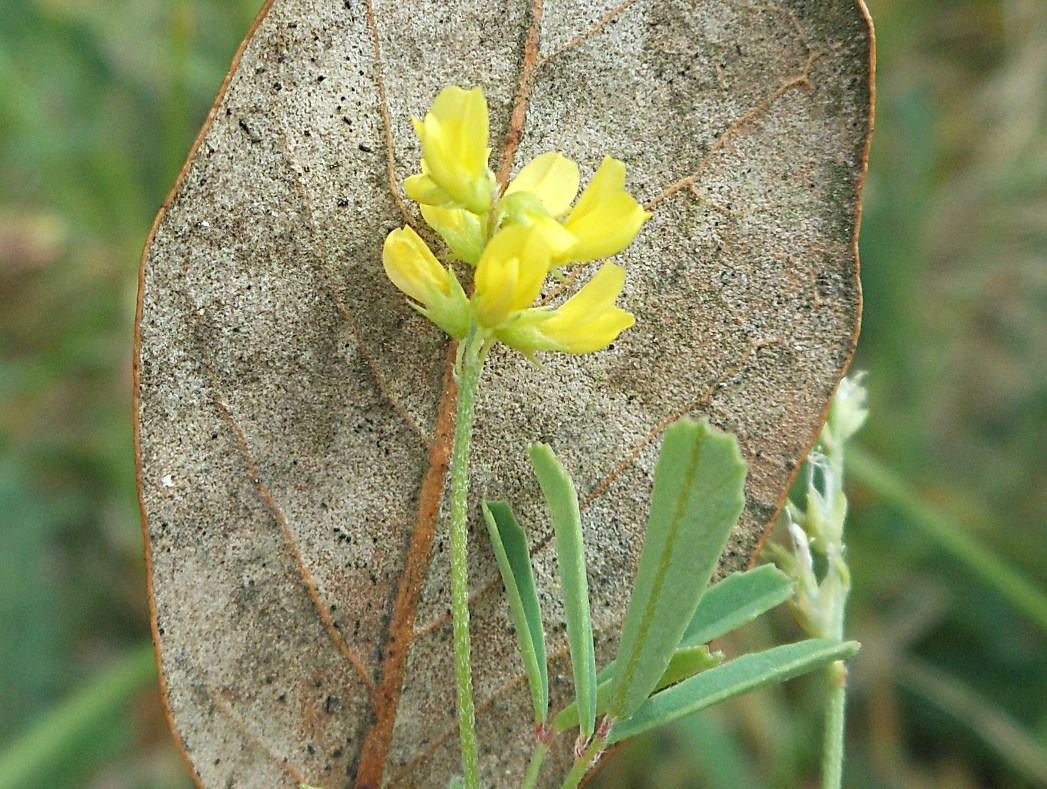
(1, 0, 1045, 786)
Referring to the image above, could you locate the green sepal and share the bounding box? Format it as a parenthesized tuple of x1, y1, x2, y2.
(529, 443, 597, 739)
(493, 309, 564, 355)
(608, 639, 861, 744)
(608, 418, 747, 721)
(420, 204, 484, 266)
(413, 267, 469, 340)
(481, 500, 549, 725)
(497, 190, 547, 226)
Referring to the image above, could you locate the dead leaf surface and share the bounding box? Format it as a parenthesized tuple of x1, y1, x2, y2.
(135, 0, 873, 785)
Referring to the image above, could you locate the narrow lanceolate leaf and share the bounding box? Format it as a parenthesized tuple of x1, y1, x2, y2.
(553, 646, 722, 733)
(595, 565, 794, 685)
(481, 500, 548, 725)
(609, 639, 861, 744)
(136, 1, 872, 783)
(680, 565, 795, 649)
(529, 443, 597, 740)
(609, 418, 746, 721)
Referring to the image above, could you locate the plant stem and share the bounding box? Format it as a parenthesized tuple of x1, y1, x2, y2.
(822, 659, 848, 789)
(448, 335, 485, 789)
(559, 734, 606, 789)
(521, 741, 549, 789)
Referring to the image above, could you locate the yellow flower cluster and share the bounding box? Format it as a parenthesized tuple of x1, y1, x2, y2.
(384, 86, 650, 357)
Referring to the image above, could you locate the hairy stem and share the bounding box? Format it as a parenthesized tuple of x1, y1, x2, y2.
(448, 335, 485, 789)
(822, 659, 848, 789)
(521, 741, 549, 789)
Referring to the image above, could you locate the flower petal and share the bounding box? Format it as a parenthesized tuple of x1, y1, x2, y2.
(539, 263, 634, 353)
(560, 192, 650, 263)
(383, 226, 448, 303)
(505, 152, 580, 217)
(558, 156, 650, 263)
(383, 226, 469, 339)
(417, 86, 493, 214)
(472, 225, 551, 329)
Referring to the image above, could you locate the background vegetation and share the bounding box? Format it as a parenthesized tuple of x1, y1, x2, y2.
(1, 0, 1044, 786)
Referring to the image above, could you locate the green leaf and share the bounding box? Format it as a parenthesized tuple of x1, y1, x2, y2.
(680, 564, 794, 648)
(529, 443, 597, 739)
(609, 639, 860, 744)
(554, 645, 722, 733)
(481, 500, 548, 725)
(608, 418, 747, 721)
(595, 565, 793, 686)
(656, 645, 724, 690)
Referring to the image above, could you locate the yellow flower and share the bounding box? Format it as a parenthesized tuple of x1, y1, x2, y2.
(383, 226, 469, 339)
(499, 152, 579, 260)
(537, 263, 634, 353)
(559, 156, 651, 264)
(471, 225, 551, 330)
(500, 154, 649, 266)
(387, 86, 646, 356)
(403, 86, 494, 215)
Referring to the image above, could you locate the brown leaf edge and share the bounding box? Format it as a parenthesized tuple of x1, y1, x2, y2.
(131, 1, 877, 786)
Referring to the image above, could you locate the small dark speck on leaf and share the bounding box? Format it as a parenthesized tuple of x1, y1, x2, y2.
(238, 119, 261, 144)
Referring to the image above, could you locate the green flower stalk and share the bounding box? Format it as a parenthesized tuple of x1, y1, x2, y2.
(772, 373, 868, 789)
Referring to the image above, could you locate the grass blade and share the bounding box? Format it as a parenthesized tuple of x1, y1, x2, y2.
(0, 641, 157, 789)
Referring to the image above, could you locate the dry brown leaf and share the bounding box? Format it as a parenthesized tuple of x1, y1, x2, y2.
(135, 0, 873, 786)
